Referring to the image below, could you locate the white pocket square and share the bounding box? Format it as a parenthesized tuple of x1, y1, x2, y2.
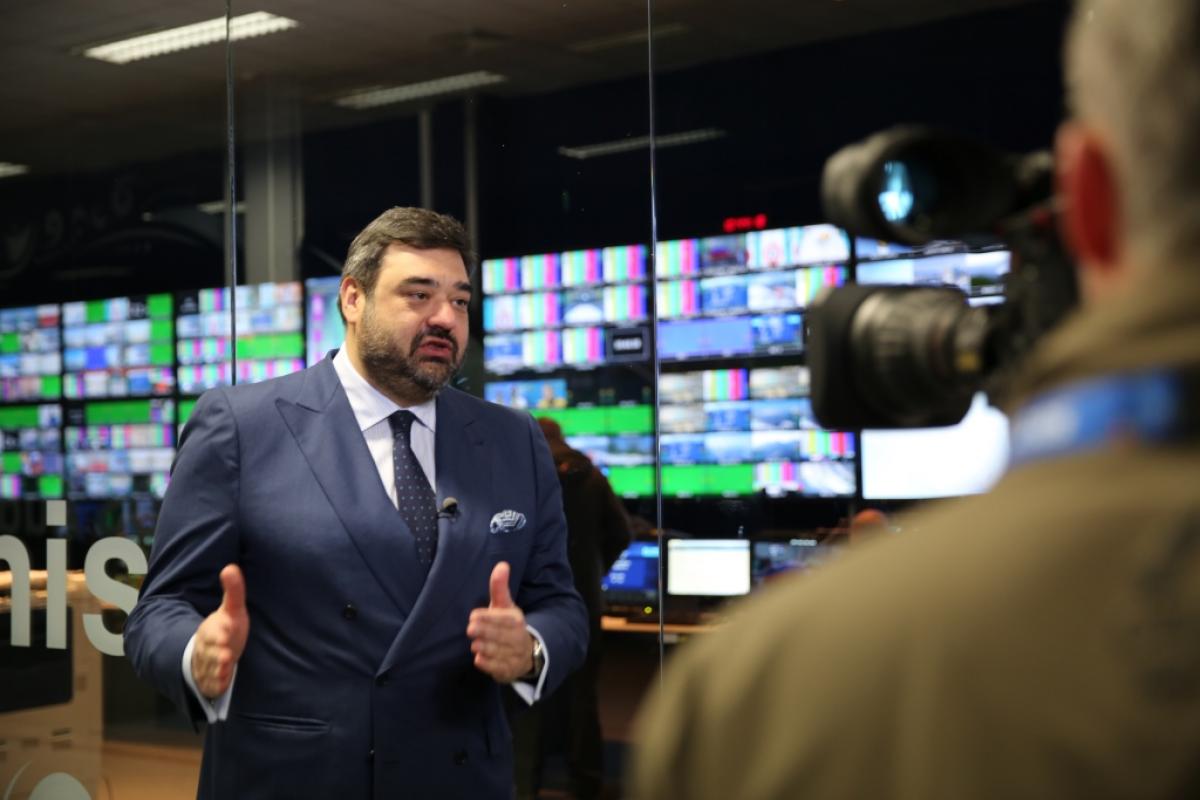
(489, 510, 527, 535)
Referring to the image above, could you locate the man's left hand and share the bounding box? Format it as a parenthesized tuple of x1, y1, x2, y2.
(467, 561, 535, 683)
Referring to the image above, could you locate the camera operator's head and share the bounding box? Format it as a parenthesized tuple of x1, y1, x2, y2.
(1059, 0, 1200, 303)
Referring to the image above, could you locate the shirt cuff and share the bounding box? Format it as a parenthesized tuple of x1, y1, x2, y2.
(510, 624, 549, 706)
(182, 633, 236, 723)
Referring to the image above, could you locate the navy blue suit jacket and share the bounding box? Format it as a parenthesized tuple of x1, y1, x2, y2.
(124, 356, 588, 799)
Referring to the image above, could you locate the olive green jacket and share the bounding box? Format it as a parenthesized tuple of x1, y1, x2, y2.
(631, 267, 1200, 800)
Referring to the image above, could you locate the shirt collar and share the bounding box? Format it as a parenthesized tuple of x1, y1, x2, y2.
(332, 345, 437, 434)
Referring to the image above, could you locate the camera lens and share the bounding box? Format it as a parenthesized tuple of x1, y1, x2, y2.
(849, 287, 983, 427)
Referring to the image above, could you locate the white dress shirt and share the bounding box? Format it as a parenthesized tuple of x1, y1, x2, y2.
(183, 347, 546, 722)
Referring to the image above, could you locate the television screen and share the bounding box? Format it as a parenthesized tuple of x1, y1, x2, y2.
(62, 294, 174, 399)
(704, 431, 754, 463)
(0, 304, 62, 403)
(660, 434, 707, 464)
(699, 275, 750, 314)
(747, 272, 799, 311)
(750, 398, 815, 430)
(749, 365, 810, 399)
(484, 292, 561, 332)
(856, 250, 1009, 304)
(659, 404, 707, 434)
(655, 238, 700, 278)
(752, 538, 840, 585)
(658, 372, 704, 405)
(656, 280, 699, 319)
(602, 244, 648, 284)
(483, 378, 568, 410)
(562, 289, 605, 326)
(658, 317, 755, 360)
(0, 403, 65, 499)
(861, 392, 1009, 500)
(666, 539, 751, 597)
(560, 249, 604, 287)
(699, 235, 747, 273)
(305, 276, 345, 366)
(704, 401, 752, 432)
(751, 312, 804, 354)
(753, 460, 856, 497)
(602, 284, 648, 323)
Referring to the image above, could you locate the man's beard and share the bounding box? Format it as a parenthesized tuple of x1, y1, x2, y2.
(357, 300, 462, 403)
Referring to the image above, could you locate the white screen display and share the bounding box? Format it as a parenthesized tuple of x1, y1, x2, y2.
(666, 539, 751, 597)
(861, 392, 1010, 500)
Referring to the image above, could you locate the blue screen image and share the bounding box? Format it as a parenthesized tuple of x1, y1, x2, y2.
(658, 318, 755, 360)
(752, 313, 804, 352)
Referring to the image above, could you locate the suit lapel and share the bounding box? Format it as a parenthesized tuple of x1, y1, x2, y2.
(380, 388, 492, 673)
(274, 358, 424, 617)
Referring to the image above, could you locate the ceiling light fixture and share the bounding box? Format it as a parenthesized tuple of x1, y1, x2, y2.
(569, 22, 689, 53)
(335, 71, 508, 110)
(82, 11, 298, 64)
(557, 128, 726, 160)
(0, 162, 30, 179)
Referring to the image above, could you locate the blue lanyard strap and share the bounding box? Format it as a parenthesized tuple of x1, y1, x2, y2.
(1009, 369, 1199, 468)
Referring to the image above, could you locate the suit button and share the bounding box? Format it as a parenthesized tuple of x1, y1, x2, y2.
(453, 750, 468, 766)
(375, 674, 389, 687)
(342, 604, 357, 620)
(367, 748, 375, 762)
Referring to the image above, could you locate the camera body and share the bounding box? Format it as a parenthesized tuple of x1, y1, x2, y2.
(809, 126, 1079, 429)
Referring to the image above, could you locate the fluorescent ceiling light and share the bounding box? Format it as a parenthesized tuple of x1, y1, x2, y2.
(557, 128, 726, 160)
(197, 201, 246, 215)
(83, 12, 298, 64)
(569, 23, 688, 53)
(335, 71, 507, 110)
(0, 162, 29, 178)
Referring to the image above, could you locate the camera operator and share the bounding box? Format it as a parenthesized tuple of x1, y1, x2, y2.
(630, 2, 1200, 798)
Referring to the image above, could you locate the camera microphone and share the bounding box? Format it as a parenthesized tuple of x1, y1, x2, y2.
(438, 497, 459, 519)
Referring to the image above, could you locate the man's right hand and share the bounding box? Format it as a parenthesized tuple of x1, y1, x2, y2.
(191, 564, 250, 699)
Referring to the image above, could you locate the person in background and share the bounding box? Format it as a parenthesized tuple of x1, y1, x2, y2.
(512, 416, 631, 800)
(847, 507, 890, 546)
(631, 1, 1200, 797)
(124, 207, 588, 800)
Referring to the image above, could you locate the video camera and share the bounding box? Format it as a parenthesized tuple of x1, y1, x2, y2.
(808, 125, 1079, 429)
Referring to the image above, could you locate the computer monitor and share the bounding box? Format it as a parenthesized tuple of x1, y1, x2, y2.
(601, 541, 660, 612)
(751, 538, 841, 586)
(665, 539, 751, 597)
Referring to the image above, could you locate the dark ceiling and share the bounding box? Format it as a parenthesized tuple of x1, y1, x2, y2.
(0, 0, 1049, 174)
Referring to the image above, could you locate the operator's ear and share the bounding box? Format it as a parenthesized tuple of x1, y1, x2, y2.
(1055, 120, 1121, 275)
(340, 277, 365, 325)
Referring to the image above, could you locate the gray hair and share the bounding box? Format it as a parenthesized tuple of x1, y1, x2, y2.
(339, 207, 476, 322)
(1065, 0, 1200, 269)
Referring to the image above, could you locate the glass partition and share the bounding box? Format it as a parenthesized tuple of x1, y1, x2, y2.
(0, 3, 232, 796)
(646, 0, 1070, 725)
(2, 2, 658, 799)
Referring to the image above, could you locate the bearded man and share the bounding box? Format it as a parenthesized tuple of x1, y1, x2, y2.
(125, 207, 587, 800)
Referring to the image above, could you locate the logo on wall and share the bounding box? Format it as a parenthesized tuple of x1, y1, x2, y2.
(3, 765, 91, 800)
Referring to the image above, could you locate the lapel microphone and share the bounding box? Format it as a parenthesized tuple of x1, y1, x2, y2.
(437, 497, 459, 519)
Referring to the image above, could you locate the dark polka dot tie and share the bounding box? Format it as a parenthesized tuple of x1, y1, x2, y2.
(388, 410, 438, 570)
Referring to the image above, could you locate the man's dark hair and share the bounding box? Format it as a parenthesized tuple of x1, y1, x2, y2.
(339, 207, 476, 323)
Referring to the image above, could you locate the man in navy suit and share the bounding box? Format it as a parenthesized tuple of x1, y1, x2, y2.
(124, 207, 589, 799)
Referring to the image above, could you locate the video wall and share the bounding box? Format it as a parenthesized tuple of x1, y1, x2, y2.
(0, 280, 329, 502)
(482, 245, 649, 372)
(0, 228, 1013, 507)
(482, 224, 858, 499)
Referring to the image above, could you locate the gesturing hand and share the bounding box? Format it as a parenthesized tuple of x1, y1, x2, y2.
(192, 564, 250, 699)
(467, 562, 535, 683)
